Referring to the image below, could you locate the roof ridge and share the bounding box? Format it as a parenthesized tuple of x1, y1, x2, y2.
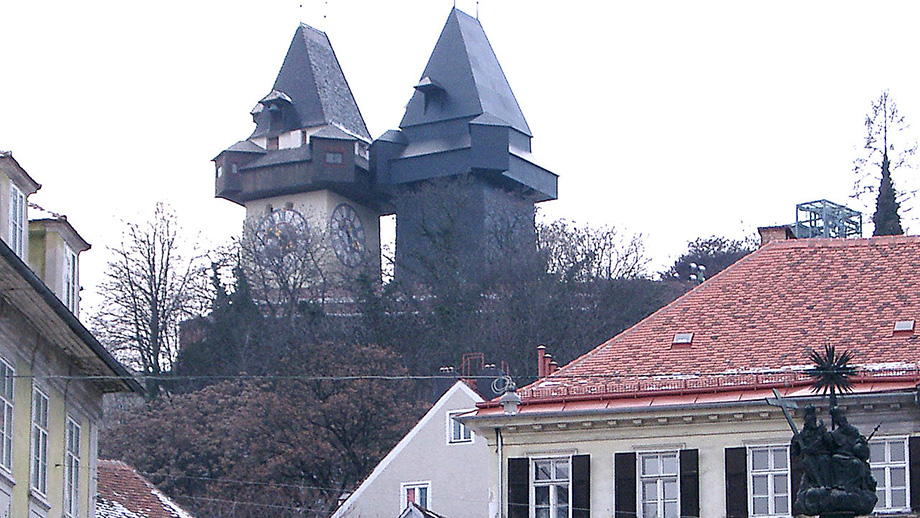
(767, 235, 920, 249)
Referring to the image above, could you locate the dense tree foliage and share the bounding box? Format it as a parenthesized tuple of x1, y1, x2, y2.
(103, 344, 426, 518)
(664, 235, 757, 282)
(874, 153, 903, 235)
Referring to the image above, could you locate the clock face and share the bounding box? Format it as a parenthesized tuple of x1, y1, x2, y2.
(256, 208, 309, 261)
(330, 203, 366, 268)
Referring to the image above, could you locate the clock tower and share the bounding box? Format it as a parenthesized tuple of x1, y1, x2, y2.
(371, 9, 557, 282)
(214, 23, 379, 275)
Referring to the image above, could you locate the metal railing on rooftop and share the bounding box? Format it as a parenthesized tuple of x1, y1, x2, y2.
(517, 367, 920, 403)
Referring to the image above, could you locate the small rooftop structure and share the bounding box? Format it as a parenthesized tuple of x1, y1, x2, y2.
(795, 199, 862, 239)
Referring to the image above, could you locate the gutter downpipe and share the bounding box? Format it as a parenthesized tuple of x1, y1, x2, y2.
(496, 427, 503, 518)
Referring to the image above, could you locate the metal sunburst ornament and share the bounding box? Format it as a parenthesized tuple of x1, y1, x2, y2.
(805, 344, 856, 410)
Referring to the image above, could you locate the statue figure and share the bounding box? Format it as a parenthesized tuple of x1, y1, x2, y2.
(791, 405, 831, 490)
(785, 346, 879, 517)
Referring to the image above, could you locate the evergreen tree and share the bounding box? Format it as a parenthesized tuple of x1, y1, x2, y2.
(873, 152, 904, 236)
(853, 90, 917, 233)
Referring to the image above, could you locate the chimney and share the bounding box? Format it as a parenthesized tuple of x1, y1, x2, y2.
(549, 360, 558, 375)
(537, 345, 546, 378)
(757, 225, 796, 247)
(544, 354, 553, 377)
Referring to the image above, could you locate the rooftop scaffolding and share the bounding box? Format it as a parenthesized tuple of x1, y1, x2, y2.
(795, 199, 862, 239)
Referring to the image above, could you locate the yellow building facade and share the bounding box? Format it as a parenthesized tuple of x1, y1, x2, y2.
(0, 151, 140, 517)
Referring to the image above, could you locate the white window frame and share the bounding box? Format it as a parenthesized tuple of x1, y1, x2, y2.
(30, 387, 49, 496)
(0, 358, 13, 473)
(870, 436, 910, 512)
(400, 480, 431, 510)
(446, 410, 473, 445)
(62, 247, 78, 314)
(8, 184, 25, 259)
(747, 444, 790, 518)
(64, 417, 80, 518)
(637, 451, 680, 518)
(531, 456, 571, 518)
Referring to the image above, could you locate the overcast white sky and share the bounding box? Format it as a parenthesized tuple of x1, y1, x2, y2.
(2, 1, 919, 313)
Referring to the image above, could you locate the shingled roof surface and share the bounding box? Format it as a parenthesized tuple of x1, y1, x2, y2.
(399, 8, 531, 136)
(251, 23, 369, 141)
(96, 460, 195, 518)
(529, 236, 920, 399)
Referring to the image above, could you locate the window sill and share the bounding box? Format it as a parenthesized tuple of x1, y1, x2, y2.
(29, 490, 51, 511)
(0, 468, 14, 489)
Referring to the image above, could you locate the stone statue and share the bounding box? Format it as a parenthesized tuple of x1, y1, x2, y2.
(784, 346, 878, 517)
(792, 405, 877, 517)
(791, 405, 831, 490)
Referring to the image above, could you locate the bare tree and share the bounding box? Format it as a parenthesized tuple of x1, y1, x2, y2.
(92, 203, 209, 398)
(538, 218, 649, 282)
(853, 90, 918, 229)
(238, 210, 338, 319)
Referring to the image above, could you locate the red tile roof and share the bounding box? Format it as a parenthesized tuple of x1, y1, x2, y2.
(515, 236, 920, 404)
(96, 460, 195, 518)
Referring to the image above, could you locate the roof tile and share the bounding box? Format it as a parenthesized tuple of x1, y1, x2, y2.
(523, 236, 920, 401)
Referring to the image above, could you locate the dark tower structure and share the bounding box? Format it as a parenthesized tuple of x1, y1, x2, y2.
(214, 10, 557, 284)
(372, 9, 557, 281)
(214, 24, 380, 275)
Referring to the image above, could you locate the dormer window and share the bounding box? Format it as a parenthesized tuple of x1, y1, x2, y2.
(414, 76, 445, 113)
(8, 184, 25, 259)
(256, 90, 295, 133)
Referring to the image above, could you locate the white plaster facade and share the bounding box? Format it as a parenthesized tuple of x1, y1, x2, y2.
(331, 381, 491, 518)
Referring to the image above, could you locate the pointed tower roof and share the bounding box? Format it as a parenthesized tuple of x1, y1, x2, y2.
(251, 23, 370, 141)
(399, 9, 531, 136)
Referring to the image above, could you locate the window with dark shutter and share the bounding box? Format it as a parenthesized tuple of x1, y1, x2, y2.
(572, 454, 590, 518)
(614, 452, 637, 518)
(508, 457, 529, 518)
(680, 449, 700, 517)
(909, 436, 920, 511)
(725, 447, 748, 518)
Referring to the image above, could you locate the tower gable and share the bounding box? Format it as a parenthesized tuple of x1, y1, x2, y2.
(399, 9, 530, 136)
(252, 24, 370, 141)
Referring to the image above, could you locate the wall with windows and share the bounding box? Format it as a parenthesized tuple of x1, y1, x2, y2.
(488, 392, 920, 518)
(331, 381, 490, 518)
(0, 281, 104, 518)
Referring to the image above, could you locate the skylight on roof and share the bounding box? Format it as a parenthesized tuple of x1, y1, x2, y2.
(673, 333, 694, 345)
(894, 320, 915, 333)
